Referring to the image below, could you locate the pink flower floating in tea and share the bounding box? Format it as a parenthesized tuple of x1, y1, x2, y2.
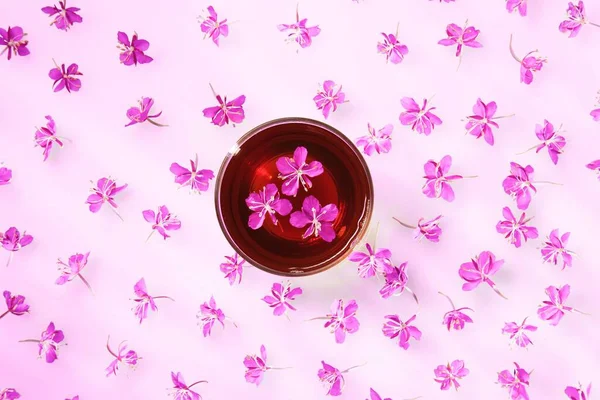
(586, 159, 600, 179)
(34, 115, 67, 161)
(170, 155, 215, 194)
(377, 25, 409, 64)
(1, 227, 33, 267)
(169, 371, 207, 399)
(399, 97, 442, 135)
(116, 31, 153, 66)
(289, 195, 339, 242)
(439, 292, 474, 331)
(132, 278, 174, 324)
(356, 123, 393, 156)
(434, 360, 469, 391)
(537, 284, 587, 326)
(423, 155, 473, 202)
(56, 252, 93, 293)
(86, 177, 127, 221)
(497, 362, 531, 400)
(220, 253, 245, 286)
(509, 34, 547, 85)
(312, 299, 360, 344)
(317, 361, 363, 397)
(198, 6, 229, 46)
(314, 80, 346, 119)
(496, 207, 538, 248)
(125, 97, 167, 127)
(1, 290, 30, 320)
(246, 183, 292, 230)
(0, 165, 12, 185)
(244, 345, 289, 386)
(277, 5, 320, 49)
(393, 215, 443, 243)
(142, 206, 182, 241)
(348, 242, 392, 278)
(262, 281, 303, 317)
(367, 388, 392, 400)
(459, 250, 507, 299)
(19, 322, 65, 363)
(565, 383, 592, 400)
(0, 389, 21, 400)
(507, 0, 528, 16)
(105, 336, 141, 376)
(382, 314, 422, 350)
(49, 60, 82, 93)
(502, 317, 537, 348)
(42, 1, 82, 31)
(0, 26, 30, 60)
(559, 1, 600, 38)
(541, 229, 574, 270)
(203, 84, 246, 127)
(276, 146, 323, 197)
(464, 98, 514, 146)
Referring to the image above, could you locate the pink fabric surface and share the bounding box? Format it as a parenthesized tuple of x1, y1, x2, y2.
(1, 0, 600, 399)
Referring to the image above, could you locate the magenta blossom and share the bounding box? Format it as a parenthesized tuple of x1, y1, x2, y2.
(317, 361, 363, 397)
(125, 97, 167, 127)
(382, 314, 422, 350)
(86, 177, 127, 220)
(367, 388, 392, 400)
(497, 363, 531, 400)
(439, 292, 473, 331)
(537, 284, 586, 326)
(56, 252, 92, 293)
(1, 291, 30, 319)
(197, 296, 234, 337)
(379, 263, 411, 300)
(507, 0, 528, 16)
(502, 317, 537, 348)
(459, 251, 507, 299)
(586, 159, 600, 179)
(434, 360, 469, 391)
(105, 336, 141, 376)
(592, 107, 600, 122)
(394, 215, 443, 243)
(276, 146, 324, 197)
(34, 115, 66, 161)
(290, 195, 339, 242)
(400, 97, 442, 135)
(19, 322, 64, 363)
(169, 371, 207, 400)
(203, 84, 246, 127)
(465, 98, 513, 146)
(244, 345, 287, 386)
(277, 5, 320, 48)
(42, 1, 82, 31)
(246, 183, 292, 230)
(377, 25, 409, 64)
(565, 383, 592, 400)
(0, 26, 29, 60)
(541, 229, 574, 270)
(314, 80, 346, 119)
(117, 31, 153, 66)
(356, 123, 393, 156)
(1, 227, 33, 267)
(422, 155, 471, 202)
(170, 155, 215, 194)
(317, 299, 360, 344)
(560, 1, 600, 38)
(143, 206, 181, 241)
(220, 253, 245, 285)
(496, 207, 538, 248)
(509, 35, 547, 85)
(502, 162, 537, 210)
(348, 242, 392, 278)
(0, 389, 20, 400)
(517, 120, 566, 164)
(438, 21, 482, 59)
(0, 165, 12, 185)
(132, 278, 173, 324)
(49, 60, 82, 93)
(262, 281, 303, 316)
(198, 6, 228, 46)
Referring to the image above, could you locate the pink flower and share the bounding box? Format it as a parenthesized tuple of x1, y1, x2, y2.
(422, 155, 467, 202)
(198, 6, 228, 46)
(34, 115, 66, 161)
(367, 388, 391, 400)
(586, 159, 600, 179)
(1, 227, 33, 267)
(591, 107, 600, 121)
(502, 162, 536, 210)
(377, 27, 409, 64)
(276, 146, 324, 197)
(510, 35, 547, 85)
(438, 21, 482, 57)
(49, 61, 82, 93)
(565, 383, 592, 400)
(379, 263, 410, 300)
(169, 371, 207, 400)
(496, 207, 538, 248)
(219, 253, 245, 285)
(202, 84, 246, 127)
(56, 252, 92, 293)
(497, 363, 531, 400)
(502, 317, 537, 348)
(399, 97, 442, 135)
(125, 97, 167, 127)
(507, 0, 528, 16)
(42, 1, 82, 31)
(19, 322, 65, 363)
(434, 360, 469, 391)
(197, 296, 230, 337)
(0, 26, 29, 60)
(559, 1, 599, 38)
(348, 243, 392, 278)
(105, 336, 141, 376)
(86, 177, 127, 220)
(459, 251, 507, 298)
(170, 155, 214, 194)
(322, 299, 360, 344)
(262, 281, 303, 316)
(245, 184, 292, 230)
(537, 284, 579, 326)
(143, 206, 182, 241)
(528, 120, 567, 165)
(395, 215, 444, 243)
(314, 80, 346, 119)
(117, 31, 153, 66)
(243, 345, 269, 386)
(439, 292, 473, 331)
(1, 291, 30, 319)
(289, 195, 339, 242)
(382, 314, 422, 350)
(0, 165, 12, 185)
(277, 5, 320, 48)
(465, 98, 513, 146)
(0, 389, 20, 400)
(317, 361, 363, 397)
(132, 278, 173, 324)
(541, 229, 574, 270)
(356, 123, 393, 156)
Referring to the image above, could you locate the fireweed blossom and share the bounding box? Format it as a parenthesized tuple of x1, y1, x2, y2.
(0, 26, 29, 60)
(438, 292, 473, 331)
(394, 215, 443, 243)
(86, 177, 127, 221)
(537, 284, 587, 326)
(197, 296, 236, 337)
(541, 229, 575, 270)
(262, 281, 303, 317)
(56, 252, 93, 293)
(1, 227, 33, 267)
(434, 360, 469, 391)
(502, 317, 537, 348)
(565, 383, 592, 400)
(132, 278, 174, 324)
(0, 389, 20, 399)
(356, 123, 393, 156)
(509, 34, 547, 85)
(310, 299, 360, 344)
(125, 97, 167, 127)
(42, 1, 82, 31)
(382, 314, 422, 350)
(116, 31, 153, 66)
(169, 371, 207, 400)
(400, 97, 442, 135)
(170, 155, 215, 194)
(317, 361, 364, 397)
(464, 98, 514, 146)
(586, 159, 600, 179)
(19, 322, 65, 363)
(507, 0, 528, 16)
(246, 183, 292, 230)
(202, 84, 246, 127)
(244, 345, 290, 386)
(314, 80, 346, 119)
(142, 206, 182, 241)
(496, 207, 538, 248)
(422, 155, 475, 202)
(367, 388, 392, 400)
(220, 253, 245, 285)
(497, 363, 531, 400)
(438, 20, 482, 68)
(277, 5, 320, 49)
(0, 165, 12, 185)
(559, 1, 600, 38)
(290, 195, 339, 242)
(105, 336, 141, 376)
(1, 291, 30, 320)
(34, 115, 68, 161)
(198, 6, 228, 46)
(49, 60, 82, 93)
(459, 251, 507, 299)
(502, 162, 559, 210)
(380, 263, 419, 302)
(348, 242, 392, 278)
(276, 146, 324, 197)
(517, 120, 566, 165)
(377, 24, 409, 64)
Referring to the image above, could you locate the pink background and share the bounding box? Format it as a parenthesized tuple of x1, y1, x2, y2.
(1, 0, 600, 398)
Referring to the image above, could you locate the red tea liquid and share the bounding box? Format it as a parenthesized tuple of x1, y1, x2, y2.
(216, 119, 373, 276)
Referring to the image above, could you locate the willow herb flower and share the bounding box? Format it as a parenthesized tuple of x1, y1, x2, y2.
(439, 292, 473, 331)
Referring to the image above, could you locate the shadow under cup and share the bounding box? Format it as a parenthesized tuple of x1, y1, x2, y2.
(215, 118, 374, 276)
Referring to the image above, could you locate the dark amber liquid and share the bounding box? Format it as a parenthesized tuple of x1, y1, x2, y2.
(216, 119, 373, 276)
